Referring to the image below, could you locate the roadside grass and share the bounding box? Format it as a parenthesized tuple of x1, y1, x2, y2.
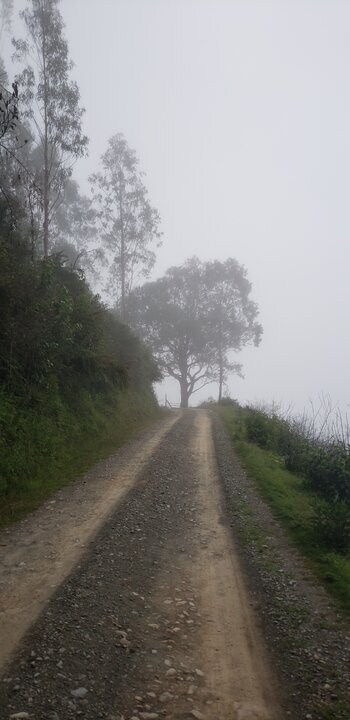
(316, 702, 350, 720)
(217, 405, 350, 616)
(0, 388, 166, 529)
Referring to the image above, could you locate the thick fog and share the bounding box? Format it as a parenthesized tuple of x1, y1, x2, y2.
(6, 0, 350, 411)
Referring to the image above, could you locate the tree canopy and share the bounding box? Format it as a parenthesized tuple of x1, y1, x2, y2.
(90, 133, 162, 318)
(127, 257, 262, 407)
(0, 197, 159, 398)
(13, 0, 88, 256)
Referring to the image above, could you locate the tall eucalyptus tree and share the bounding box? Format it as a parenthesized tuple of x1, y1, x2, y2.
(90, 134, 162, 320)
(13, 0, 88, 256)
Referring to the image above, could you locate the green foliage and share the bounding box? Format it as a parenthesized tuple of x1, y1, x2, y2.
(312, 498, 350, 553)
(218, 404, 350, 614)
(245, 409, 273, 448)
(243, 407, 350, 552)
(218, 396, 238, 406)
(0, 198, 160, 517)
(245, 409, 310, 475)
(13, 0, 88, 254)
(89, 133, 162, 316)
(0, 201, 158, 396)
(306, 446, 350, 503)
(0, 384, 160, 525)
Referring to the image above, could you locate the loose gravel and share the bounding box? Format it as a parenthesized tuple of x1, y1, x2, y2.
(212, 411, 350, 720)
(1, 410, 350, 720)
(0, 413, 204, 719)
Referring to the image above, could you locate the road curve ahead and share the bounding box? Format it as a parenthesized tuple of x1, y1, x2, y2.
(0, 410, 281, 720)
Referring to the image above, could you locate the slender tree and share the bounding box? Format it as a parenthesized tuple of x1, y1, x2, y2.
(0, 0, 13, 36)
(0, 0, 13, 83)
(90, 133, 162, 320)
(0, 78, 37, 221)
(13, 0, 88, 256)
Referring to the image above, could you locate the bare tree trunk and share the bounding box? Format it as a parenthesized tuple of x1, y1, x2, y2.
(218, 359, 224, 404)
(217, 320, 224, 403)
(43, 154, 49, 256)
(180, 379, 189, 408)
(119, 171, 126, 322)
(42, 12, 49, 258)
(179, 350, 189, 408)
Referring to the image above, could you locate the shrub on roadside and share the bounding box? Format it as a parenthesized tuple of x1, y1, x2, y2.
(0, 198, 161, 515)
(312, 497, 350, 553)
(305, 446, 350, 504)
(219, 396, 238, 406)
(243, 406, 350, 554)
(245, 410, 272, 448)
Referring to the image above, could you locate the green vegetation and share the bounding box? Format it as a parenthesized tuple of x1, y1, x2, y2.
(0, 199, 161, 526)
(218, 404, 350, 614)
(0, 385, 162, 527)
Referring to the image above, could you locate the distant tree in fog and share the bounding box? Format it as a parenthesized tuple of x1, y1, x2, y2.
(13, 0, 88, 256)
(50, 178, 96, 267)
(89, 133, 162, 321)
(127, 257, 262, 407)
(0, 0, 13, 34)
(0, 0, 13, 82)
(205, 258, 262, 402)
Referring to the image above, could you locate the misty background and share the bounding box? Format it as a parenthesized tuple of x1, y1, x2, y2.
(3, 0, 350, 411)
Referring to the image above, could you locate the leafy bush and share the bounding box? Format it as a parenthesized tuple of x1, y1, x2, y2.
(306, 446, 350, 504)
(0, 198, 161, 513)
(245, 410, 273, 448)
(243, 405, 350, 553)
(219, 396, 238, 406)
(312, 497, 350, 553)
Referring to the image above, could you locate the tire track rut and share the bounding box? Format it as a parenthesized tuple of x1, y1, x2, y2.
(0, 410, 280, 720)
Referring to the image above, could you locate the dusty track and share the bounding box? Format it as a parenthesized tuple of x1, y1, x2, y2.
(193, 412, 277, 719)
(0, 410, 280, 719)
(0, 412, 180, 670)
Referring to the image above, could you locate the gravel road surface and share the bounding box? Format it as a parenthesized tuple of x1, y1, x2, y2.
(0, 410, 280, 720)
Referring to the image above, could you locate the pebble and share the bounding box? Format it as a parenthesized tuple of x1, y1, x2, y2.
(139, 714, 159, 719)
(159, 692, 173, 702)
(71, 687, 88, 699)
(9, 715, 30, 720)
(165, 668, 176, 677)
(191, 711, 205, 720)
(195, 669, 204, 677)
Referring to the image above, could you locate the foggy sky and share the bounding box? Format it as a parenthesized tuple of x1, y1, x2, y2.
(6, 1, 350, 411)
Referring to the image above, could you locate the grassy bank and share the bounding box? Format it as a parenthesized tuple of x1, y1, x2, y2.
(0, 201, 165, 528)
(218, 404, 350, 615)
(0, 386, 163, 527)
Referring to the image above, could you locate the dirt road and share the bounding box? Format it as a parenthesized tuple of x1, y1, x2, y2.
(0, 410, 280, 719)
(0, 412, 180, 670)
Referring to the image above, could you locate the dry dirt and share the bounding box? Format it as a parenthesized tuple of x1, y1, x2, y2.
(0, 410, 282, 718)
(0, 412, 179, 671)
(192, 412, 278, 719)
